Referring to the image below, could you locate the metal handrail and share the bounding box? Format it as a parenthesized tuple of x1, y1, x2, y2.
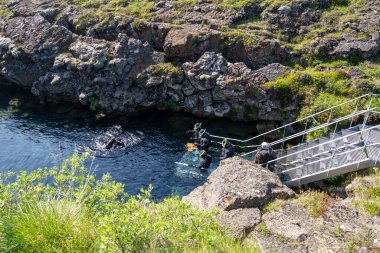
(209, 93, 377, 143)
(240, 108, 378, 157)
(284, 159, 372, 184)
(283, 142, 380, 184)
(259, 125, 379, 167)
(270, 109, 372, 146)
(278, 142, 379, 175)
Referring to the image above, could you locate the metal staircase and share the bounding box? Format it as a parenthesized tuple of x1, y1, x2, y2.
(209, 94, 380, 186)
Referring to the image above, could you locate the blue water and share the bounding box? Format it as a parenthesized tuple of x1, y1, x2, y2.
(0, 86, 258, 198)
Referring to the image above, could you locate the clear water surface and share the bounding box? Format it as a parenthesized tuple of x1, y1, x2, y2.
(0, 86, 258, 198)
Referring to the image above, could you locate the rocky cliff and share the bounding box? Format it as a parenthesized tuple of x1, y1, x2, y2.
(1, 0, 379, 122)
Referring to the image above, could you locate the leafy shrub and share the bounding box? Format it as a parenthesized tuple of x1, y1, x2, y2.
(0, 153, 260, 253)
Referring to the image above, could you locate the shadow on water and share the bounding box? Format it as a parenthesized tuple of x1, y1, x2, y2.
(0, 86, 259, 198)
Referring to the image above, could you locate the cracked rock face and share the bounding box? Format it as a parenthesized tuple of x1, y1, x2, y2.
(0, 0, 302, 122)
(183, 157, 295, 238)
(253, 200, 380, 253)
(0, 14, 294, 121)
(3, 0, 377, 122)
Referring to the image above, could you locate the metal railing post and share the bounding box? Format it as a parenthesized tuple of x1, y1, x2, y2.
(331, 121, 338, 140)
(326, 142, 337, 178)
(327, 108, 333, 124)
(362, 95, 374, 130)
(357, 128, 371, 169)
(301, 119, 308, 144)
(281, 126, 286, 151)
(209, 94, 372, 144)
(372, 142, 380, 167)
(350, 99, 360, 128)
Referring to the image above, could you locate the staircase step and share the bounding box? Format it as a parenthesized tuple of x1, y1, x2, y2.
(342, 129, 361, 144)
(349, 125, 361, 132)
(329, 132, 343, 140)
(276, 123, 380, 183)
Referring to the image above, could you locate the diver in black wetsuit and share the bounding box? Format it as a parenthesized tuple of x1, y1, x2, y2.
(219, 138, 235, 160)
(186, 122, 202, 141)
(190, 150, 212, 170)
(195, 129, 210, 151)
(254, 142, 277, 171)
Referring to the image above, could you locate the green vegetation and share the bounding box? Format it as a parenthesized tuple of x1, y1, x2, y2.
(171, 0, 198, 10)
(255, 222, 270, 236)
(262, 199, 286, 213)
(263, 69, 351, 103)
(268, 69, 350, 94)
(213, 0, 256, 10)
(222, 29, 272, 48)
(294, 190, 336, 217)
(163, 99, 178, 110)
(298, 93, 354, 140)
(352, 168, 380, 216)
(88, 96, 100, 111)
(151, 63, 183, 77)
(248, 105, 259, 120)
(0, 0, 12, 20)
(67, 0, 155, 28)
(286, 0, 368, 60)
(263, 190, 336, 217)
(131, 18, 148, 31)
(0, 153, 260, 253)
(263, 60, 380, 139)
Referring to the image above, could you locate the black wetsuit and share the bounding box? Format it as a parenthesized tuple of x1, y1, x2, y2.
(186, 129, 201, 141)
(220, 144, 235, 160)
(254, 148, 277, 171)
(195, 136, 210, 151)
(192, 154, 212, 170)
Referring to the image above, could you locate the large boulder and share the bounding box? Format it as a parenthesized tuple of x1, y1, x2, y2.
(164, 25, 220, 59)
(219, 208, 261, 238)
(182, 157, 295, 211)
(252, 197, 380, 253)
(263, 203, 312, 242)
(332, 40, 379, 59)
(222, 39, 289, 70)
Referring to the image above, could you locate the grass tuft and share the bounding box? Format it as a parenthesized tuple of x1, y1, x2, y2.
(352, 169, 380, 216)
(151, 63, 183, 77)
(294, 190, 336, 217)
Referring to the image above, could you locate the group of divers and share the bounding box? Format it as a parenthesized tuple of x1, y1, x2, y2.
(98, 123, 278, 172)
(178, 122, 278, 172)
